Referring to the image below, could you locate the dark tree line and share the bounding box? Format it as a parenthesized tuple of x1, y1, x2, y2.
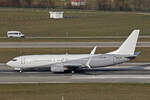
(97, 0, 150, 11)
(0, 0, 55, 8)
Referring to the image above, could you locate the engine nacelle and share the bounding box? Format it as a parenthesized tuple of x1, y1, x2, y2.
(51, 64, 65, 72)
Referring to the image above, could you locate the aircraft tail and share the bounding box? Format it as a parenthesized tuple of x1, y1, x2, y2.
(107, 29, 140, 55)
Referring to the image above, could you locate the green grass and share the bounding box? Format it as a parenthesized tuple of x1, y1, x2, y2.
(0, 37, 150, 42)
(0, 83, 150, 100)
(0, 38, 125, 42)
(1, 47, 149, 63)
(0, 8, 150, 38)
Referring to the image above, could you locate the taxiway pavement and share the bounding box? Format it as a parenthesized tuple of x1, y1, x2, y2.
(0, 63, 150, 83)
(1, 35, 150, 39)
(0, 42, 149, 48)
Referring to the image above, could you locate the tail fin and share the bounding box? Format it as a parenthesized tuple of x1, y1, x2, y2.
(108, 29, 140, 55)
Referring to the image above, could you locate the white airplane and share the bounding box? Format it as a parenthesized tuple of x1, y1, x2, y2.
(7, 30, 140, 73)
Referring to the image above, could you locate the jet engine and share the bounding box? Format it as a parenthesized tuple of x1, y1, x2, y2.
(51, 64, 66, 72)
(50, 64, 83, 73)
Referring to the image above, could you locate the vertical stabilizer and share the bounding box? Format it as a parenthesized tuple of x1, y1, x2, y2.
(108, 29, 140, 55)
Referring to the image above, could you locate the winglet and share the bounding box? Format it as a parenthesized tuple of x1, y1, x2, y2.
(86, 46, 97, 69)
(90, 46, 97, 55)
(107, 29, 140, 55)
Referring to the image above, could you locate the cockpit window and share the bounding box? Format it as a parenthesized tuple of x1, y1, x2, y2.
(12, 59, 17, 61)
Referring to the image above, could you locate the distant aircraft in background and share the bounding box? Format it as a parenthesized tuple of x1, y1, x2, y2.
(7, 30, 140, 73)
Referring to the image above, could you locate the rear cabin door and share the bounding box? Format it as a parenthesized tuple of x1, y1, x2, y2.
(113, 56, 122, 64)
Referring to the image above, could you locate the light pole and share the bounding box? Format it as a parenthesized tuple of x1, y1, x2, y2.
(62, 96, 64, 100)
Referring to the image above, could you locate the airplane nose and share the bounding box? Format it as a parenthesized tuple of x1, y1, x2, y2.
(6, 61, 12, 67)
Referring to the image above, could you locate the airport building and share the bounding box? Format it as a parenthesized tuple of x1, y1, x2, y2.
(49, 11, 64, 19)
(71, 0, 87, 6)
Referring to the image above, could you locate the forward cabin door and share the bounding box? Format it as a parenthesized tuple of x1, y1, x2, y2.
(21, 56, 25, 65)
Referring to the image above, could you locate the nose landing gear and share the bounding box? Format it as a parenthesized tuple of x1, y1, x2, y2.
(14, 68, 23, 72)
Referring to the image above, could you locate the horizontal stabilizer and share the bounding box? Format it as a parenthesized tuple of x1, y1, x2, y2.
(134, 51, 141, 56)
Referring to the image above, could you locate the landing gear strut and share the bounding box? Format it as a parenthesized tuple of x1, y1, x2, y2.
(71, 70, 75, 74)
(19, 70, 22, 73)
(14, 68, 23, 72)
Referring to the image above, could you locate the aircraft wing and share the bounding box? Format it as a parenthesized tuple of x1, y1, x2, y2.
(50, 46, 97, 72)
(63, 46, 97, 68)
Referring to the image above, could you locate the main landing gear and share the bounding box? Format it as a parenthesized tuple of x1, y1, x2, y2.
(71, 70, 75, 74)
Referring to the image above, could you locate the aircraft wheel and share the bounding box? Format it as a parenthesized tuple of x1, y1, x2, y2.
(14, 68, 23, 72)
(71, 70, 75, 74)
(19, 70, 23, 73)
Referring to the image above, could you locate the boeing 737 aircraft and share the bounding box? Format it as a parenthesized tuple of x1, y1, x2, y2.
(7, 30, 140, 73)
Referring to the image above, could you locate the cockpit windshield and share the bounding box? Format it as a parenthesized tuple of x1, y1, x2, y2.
(12, 59, 17, 61)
